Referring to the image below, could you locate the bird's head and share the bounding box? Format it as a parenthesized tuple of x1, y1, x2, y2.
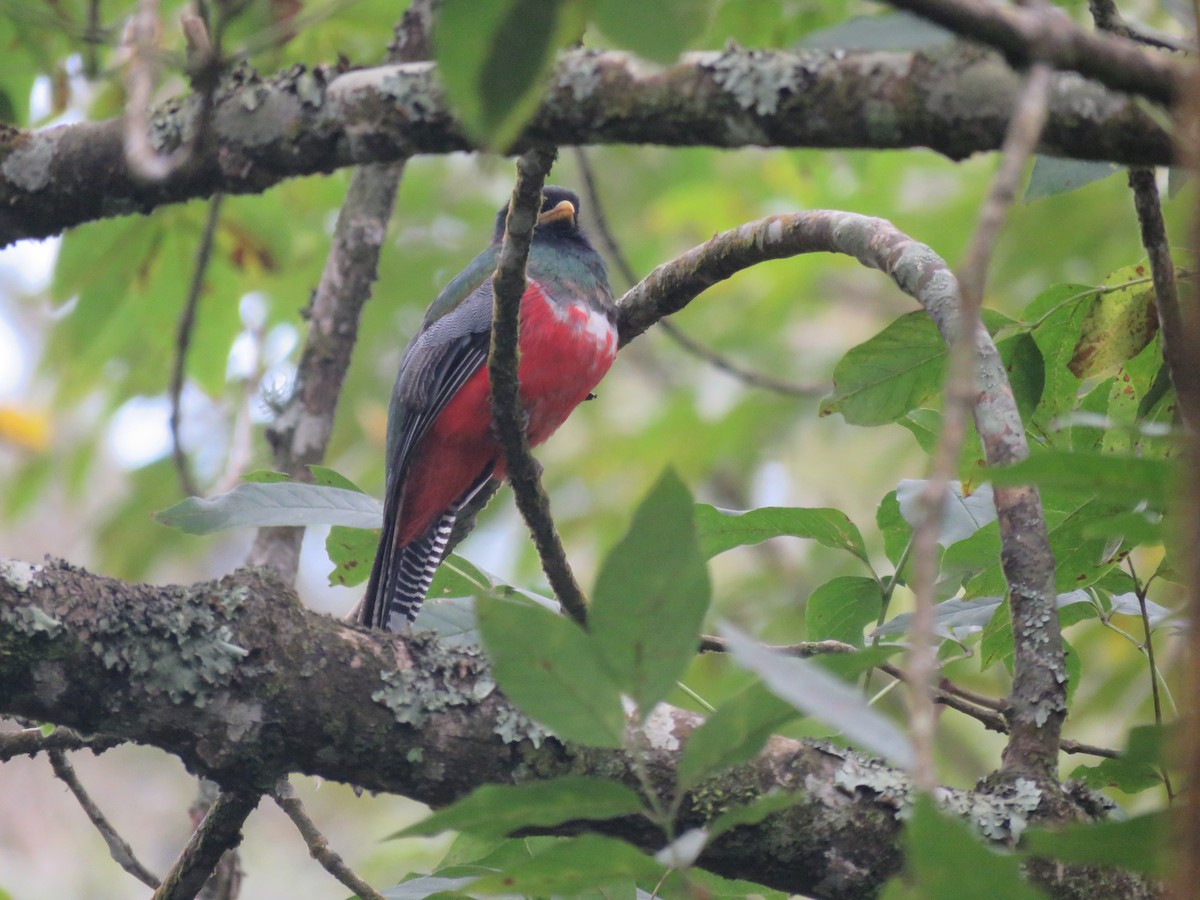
(492, 186, 592, 249)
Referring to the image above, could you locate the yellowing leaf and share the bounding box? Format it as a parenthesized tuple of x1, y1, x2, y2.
(1068, 266, 1158, 378)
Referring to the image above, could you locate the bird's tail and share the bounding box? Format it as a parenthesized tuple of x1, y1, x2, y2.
(361, 468, 494, 631)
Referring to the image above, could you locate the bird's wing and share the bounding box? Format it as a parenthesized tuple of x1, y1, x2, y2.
(385, 278, 495, 480)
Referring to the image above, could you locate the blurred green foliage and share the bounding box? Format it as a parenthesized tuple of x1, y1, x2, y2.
(0, 0, 1194, 896)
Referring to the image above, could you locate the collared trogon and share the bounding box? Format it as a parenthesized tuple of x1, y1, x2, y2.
(360, 186, 617, 631)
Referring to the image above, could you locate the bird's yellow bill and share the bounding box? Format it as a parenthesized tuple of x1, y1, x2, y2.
(537, 199, 576, 225)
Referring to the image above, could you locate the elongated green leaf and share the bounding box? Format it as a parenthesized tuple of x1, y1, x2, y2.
(988, 451, 1173, 509)
(392, 777, 645, 840)
(805, 576, 881, 646)
(1025, 156, 1119, 201)
(721, 624, 914, 767)
(695, 504, 868, 562)
(899, 795, 1044, 899)
(590, 469, 711, 716)
(676, 681, 797, 791)
(467, 835, 664, 895)
(435, 0, 584, 148)
(1021, 812, 1169, 877)
(153, 482, 383, 533)
(477, 596, 626, 748)
(380, 872, 484, 899)
(591, 0, 713, 62)
(1024, 283, 1096, 429)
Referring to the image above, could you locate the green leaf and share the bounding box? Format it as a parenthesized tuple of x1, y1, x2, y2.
(1021, 812, 1169, 877)
(1024, 283, 1096, 428)
(380, 872, 488, 899)
(1069, 724, 1170, 795)
(876, 490, 911, 569)
(591, 0, 713, 63)
(819, 311, 946, 426)
(308, 465, 364, 491)
(1068, 267, 1158, 378)
(590, 469, 711, 716)
(695, 504, 869, 562)
(467, 835, 664, 895)
(676, 680, 797, 791)
(721, 624, 914, 767)
(435, 0, 585, 149)
(987, 452, 1173, 510)
(153, 482, 383, 533)
(805, 576, 881, 646)
(392, 777, 645, 840)
(326, 525, 377, 587)
(800, 11, 954, 50)
(899, 795, 1044, 899)
(477, 595, 626, 748)
(1025, 156, 1119, 201)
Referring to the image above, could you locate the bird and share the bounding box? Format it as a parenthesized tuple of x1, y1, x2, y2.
(359, 186, 617, 631)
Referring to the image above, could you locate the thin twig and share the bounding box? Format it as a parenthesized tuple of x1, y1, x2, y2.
(488, 150, 590, 625)
(911, 64, 1055, 787)
(48, 750, 161, 889)
(124, 0, 220, 180)
(0, 723, 122, 761)
(696, 636, 1120, 758)
(169, 192, 224, 498)
(152, 789, 258, 900)
(1087, 0, 1195, 53)
(574, 147, 824, 398)
(272, 779, 386, 900)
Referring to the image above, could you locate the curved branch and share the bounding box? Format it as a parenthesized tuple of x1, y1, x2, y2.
(0, 43, 1174, 247)
(617, 211, 1063, 783)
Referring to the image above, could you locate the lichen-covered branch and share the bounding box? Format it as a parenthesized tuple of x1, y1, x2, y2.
(617, 211, 1066, 784)
(0, 43, 1174, 247)
(0, 558, 1155, 898)
(884, 0, 1186, 105)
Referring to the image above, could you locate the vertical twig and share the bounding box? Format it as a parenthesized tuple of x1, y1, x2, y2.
(908, 65, 1055, 790)
(169, 192, 224, 498)
(246, 0, 437, 577)
(488, 148, 590, 626)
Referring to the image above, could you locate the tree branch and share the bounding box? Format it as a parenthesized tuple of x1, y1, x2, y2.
(153, 788, 259, 900)
(488, 149, 590, 625)
(0, 44, 1174, 247)
(884, 0, 1186, 105)
(48, 749, 162, 889)
(245, 0, 437, 577)
(0, 558, 1155, 898)
(271, 779, 385, 900)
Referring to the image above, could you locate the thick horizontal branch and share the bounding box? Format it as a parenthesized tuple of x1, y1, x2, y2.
(0, 558, 1151, 898)
(0, 43, 1173, 246)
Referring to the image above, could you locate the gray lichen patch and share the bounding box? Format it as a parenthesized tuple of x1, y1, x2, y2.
(939, 776, 1043, 843)
(372, 634, 490, 727)
(1, 133, 58, 192)
(493, 704, 550, 748)
(89, 583, 248, 707)
(0, 559, 43, 593)
(701, 48, 818, 117)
